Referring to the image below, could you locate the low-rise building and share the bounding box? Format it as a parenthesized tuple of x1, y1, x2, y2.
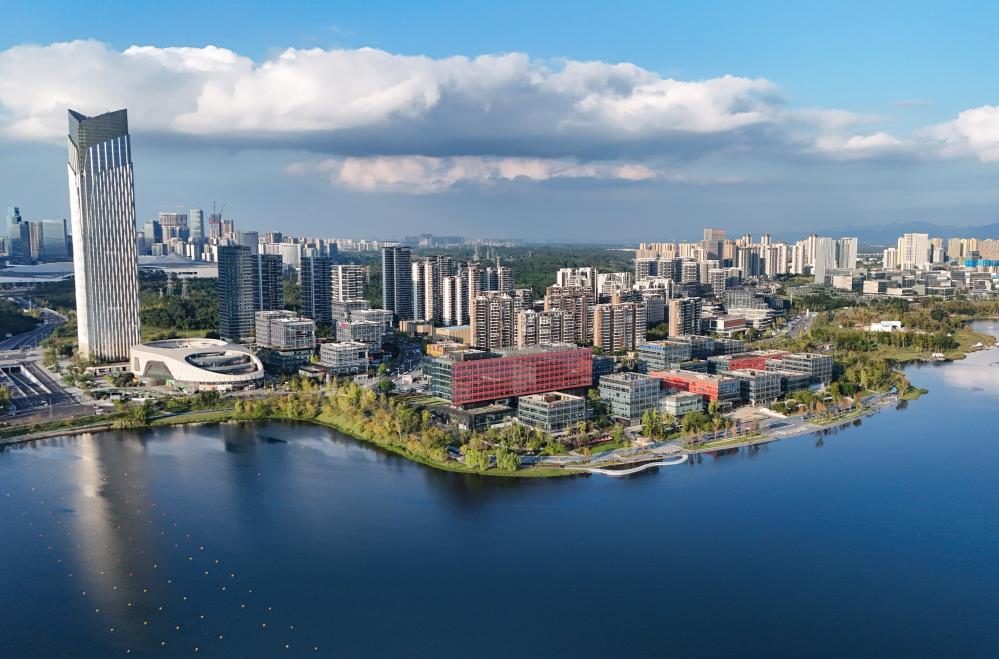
(598, 372, 661, 422)
(516, 392, 586, 433)
(130, 339, 264, 391)
(335, 319, 385, 349)
(255, 310, 317, 373)
(658, 391, 704, 417)
(319, 341, 369, 375)
(771, 352, 833, 384)
(648, 369, 741, 406)
(724, 368, 783, 405)
(425, 343, 592, 407)
(636, 340, 693, 372)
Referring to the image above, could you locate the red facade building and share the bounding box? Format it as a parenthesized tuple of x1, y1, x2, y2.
(648, 369, 741, 403)
(429, 344, 592, 407)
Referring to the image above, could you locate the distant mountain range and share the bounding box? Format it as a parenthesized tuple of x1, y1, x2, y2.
(774, 221, 999, 247)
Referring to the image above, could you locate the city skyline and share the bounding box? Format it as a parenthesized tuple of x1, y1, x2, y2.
(5, 2, 999, 240)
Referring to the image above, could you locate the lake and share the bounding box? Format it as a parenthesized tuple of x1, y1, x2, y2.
(3, 322, 999, 657)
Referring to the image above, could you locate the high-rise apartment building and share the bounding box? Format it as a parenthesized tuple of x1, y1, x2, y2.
(412, 259, 442, 322)
(555, 267, 598, 294)
(593, 302, 647, 353)
(67, 109, 141, 362)
(470, 292, 516, 351)
(301, 256, 334, 325)
(544, 286, 594, 344)
(883, 247, 899, 270)
(332, 264, 365, 302)
(897, 233, 930, 269)
(516, 309, 575, 347)
(668, 298, 703, 336)
(382, 246, 413, 321)
(442, 274, 468, 326)
(702, 228, 726, 260)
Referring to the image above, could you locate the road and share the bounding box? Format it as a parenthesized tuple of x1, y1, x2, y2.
(0, 297, 66, 350)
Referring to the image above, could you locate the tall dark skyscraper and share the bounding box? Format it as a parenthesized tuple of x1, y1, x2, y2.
(254, 253, 284, 312)
(219, 247, 286, 341)
(66, 108, 141, 362)
(382, 246, 413, 321)
(301, 256, 334, 325)
(218, 245, 255, 342)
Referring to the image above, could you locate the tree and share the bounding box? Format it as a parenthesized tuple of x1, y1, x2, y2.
(376, 378, 395, 394)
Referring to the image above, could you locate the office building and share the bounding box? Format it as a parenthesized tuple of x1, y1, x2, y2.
(517, 392, 586, 433)
(725, 369, 783, 405)
(770, 353, 833, 384)
(301, 256, 334, 325)
(332, 264, 365, 302)
(189, 208, 204, 242)
(636, 340, 694, 372)
(218, 245, 256, 342)
(382, 246, 414, 321)
(67, 109, 142, 362)
(255, 310, 316, 373)
(659, 392, 704, 418)
(649, 370, 741, 405)
(335, 320, 385, 349)
(599, 372, 662, 421)
(37, 219, 69, 261)
(319, 341, 369, 375)
(7, 219, 31, 264)
(254, 253, 284, 311)
(426, 343, 592, 407)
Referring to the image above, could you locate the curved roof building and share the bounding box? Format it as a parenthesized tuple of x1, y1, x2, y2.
(130, 338, 264, 390)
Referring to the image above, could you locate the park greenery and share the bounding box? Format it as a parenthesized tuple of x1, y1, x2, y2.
(0, 299, 40, 336)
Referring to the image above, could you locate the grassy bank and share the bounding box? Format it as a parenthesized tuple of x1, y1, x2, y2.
(2, 404, 575, 479)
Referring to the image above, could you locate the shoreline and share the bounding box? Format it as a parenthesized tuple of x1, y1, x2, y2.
(2, 326, 995, 477)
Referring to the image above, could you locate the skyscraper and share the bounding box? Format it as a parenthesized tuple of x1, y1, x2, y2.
(189, 208, 204, 242)
(218, 245, 256, 342)
(39, 219, 69, 261)
(301, 256, 334, 325)
(382, 246, 413, 321)
(67, 109, 141, 362)
(254, 253, 285, 312)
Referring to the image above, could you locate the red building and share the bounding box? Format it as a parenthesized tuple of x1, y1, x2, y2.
(648, 369, 741, 404)
(710, 350, 788, 372)
(428, 343, 592, 407)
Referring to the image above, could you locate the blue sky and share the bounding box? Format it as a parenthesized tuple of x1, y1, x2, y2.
(2, 0, 999, 241)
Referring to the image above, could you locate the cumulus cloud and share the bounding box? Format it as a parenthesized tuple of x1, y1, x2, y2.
(0, 39, 781, 158)
(288, 156, 680, 193)
(925, 106, 999, 162)
(4, 39, 999, 193)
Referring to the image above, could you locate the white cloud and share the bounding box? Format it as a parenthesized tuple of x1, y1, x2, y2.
(925, 105, 999, 162)
(0, 40, 780, 152)
(289, 156, 671, 193)
(812, 131, 909, 160)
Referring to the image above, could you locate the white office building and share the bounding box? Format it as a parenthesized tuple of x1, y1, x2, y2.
(67, 109, 141, 362)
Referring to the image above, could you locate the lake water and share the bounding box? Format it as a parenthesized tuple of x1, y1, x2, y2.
(3, 323, 999, 657)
